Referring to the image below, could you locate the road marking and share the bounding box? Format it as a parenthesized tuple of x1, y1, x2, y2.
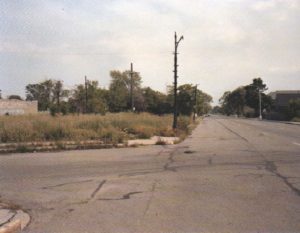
(293, 142, 300, 146)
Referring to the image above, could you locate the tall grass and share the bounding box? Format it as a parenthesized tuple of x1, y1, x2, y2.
(0, 113, 191, 144)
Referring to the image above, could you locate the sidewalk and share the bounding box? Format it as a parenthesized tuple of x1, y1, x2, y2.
(0, 203, 30, 233)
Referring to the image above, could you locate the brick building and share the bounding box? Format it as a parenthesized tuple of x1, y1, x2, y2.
(0, 99, 38, 115)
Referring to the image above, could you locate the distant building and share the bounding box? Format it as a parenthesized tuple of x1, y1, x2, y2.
(0, 99, 38, 115)
(269, 90, 300, 110)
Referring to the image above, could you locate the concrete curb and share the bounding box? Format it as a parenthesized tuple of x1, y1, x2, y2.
(0, 220, 21, 233)
(0, 203, 30, 233)
(263, 119, 300, 126)
(230, 116, 300, 126)
(284, 121, 300, 126)
(127, 136, 179, 146)
(0, 141, 125, 154)
(0, 136, 181, 154)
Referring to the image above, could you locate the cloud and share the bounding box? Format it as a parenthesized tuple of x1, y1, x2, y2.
(0, 0, 299, 103)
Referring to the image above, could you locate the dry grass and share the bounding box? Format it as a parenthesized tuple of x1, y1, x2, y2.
(0, 113, 193, 144)
(291, 117, 300, 122)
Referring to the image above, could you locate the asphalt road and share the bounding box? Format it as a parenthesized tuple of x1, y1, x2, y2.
(0, 116, 300, 233)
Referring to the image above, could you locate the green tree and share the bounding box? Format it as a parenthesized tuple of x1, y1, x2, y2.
(245, 78, 271, 116)
(196, 89, 213, 115)
(26, 79, 69, 114)
(142, 87, 172, 114)
(220, 78, 272, 117)
(288, 98, 300, 120)
(211, 106, 222, 114)
(228, 87, 246, 116)
(70, 80, 107, 114)
(25, 79, 54, 111)
(50, 80, 70, 115)
(8, 95, 23, 100)
(219, 91, 234, 115)
(177, 84, 195, 115)
(168, 84, 212, 116)
(108, 70, 143, 112)
(52, 81, 69, 108)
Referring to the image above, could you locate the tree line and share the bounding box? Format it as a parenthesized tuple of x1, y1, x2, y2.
(216, 78, 300, 120)
(23, 69, 212, 116)
(217, 78, 272, 117)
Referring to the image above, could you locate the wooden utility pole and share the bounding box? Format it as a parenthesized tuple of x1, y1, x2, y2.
(130, 63, 134, 112)
(193, 84, 198, 122)
(85, 76, 88, 113)
(173, 32, 184, 129)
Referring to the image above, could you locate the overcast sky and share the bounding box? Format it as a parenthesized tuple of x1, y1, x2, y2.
(0, 0, 299, 103)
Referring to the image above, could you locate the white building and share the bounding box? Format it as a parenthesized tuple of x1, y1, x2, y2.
(0, 99, 38, 115)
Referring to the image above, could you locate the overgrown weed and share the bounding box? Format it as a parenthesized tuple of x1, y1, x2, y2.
(0, 113, 194, 144)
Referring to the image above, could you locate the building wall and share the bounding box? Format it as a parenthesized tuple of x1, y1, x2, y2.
(275, 93, 300, 107)
(269, 91, 300, 108)
(0, 99, 38, 115)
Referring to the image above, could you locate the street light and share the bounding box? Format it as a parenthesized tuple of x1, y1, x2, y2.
(193, 84, 199, 122)
(258, 87, 268, 120)
(173, 32, 184, 129)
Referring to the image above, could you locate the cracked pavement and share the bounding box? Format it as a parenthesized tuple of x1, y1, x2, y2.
(0, 116, 300, 233)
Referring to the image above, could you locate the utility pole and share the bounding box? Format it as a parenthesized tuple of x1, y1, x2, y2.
(173, 32, 184, 129)
(258, 85, 268, 120)
(259, 89, 262, 120)
(193, 84, 198, 122)
(85, 76, 88, 114)
(130, 63, 134, 112)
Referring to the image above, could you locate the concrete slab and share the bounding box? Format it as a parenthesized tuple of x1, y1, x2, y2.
(0, 209, 15, 226)
(13, 211, 30, 230)
(0, 220, 21, 233)
(127, 136, 179, 146)
(0, 207, 30, 232)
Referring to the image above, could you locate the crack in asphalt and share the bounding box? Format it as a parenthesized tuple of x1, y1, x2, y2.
(143, 182, 157, 217)
(120, 146, 181, 177)
(90, 180, 107, 199)
(0, 210, 17, 227)
(184, 150, 196, 154)
(119, 169, 164, 177)
(163, 151, 177, 172)
(234, 173, 275, 179)
(216, 119, 249, 142)
(41, 179, 94, 190)
(216, 118, 300, 197)
(120, 161, 266, 178)
(98, 191, 143, 201)
(208, 158, 212, 165)
(265, 161, 300, 196)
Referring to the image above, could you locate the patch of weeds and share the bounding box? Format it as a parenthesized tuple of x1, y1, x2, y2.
(16, 145, 33, 153)
(173, 139, 181, 144)
(155, 140, 167, 145)
(55, 142, 65, 150)
(184, 150, 195, 154)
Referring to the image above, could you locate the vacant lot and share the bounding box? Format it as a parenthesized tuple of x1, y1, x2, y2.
(0, 113, 192, 145)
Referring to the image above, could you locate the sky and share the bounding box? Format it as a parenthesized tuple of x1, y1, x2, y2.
(0, 0, 300, 104)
